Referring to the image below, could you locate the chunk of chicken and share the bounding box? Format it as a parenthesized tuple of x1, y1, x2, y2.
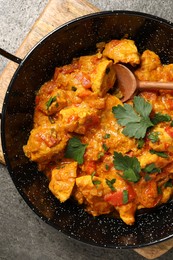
(49, 162, 77, 202)
(75, 175, 113, 216)
(23, 126, 69, 168)
(135, 50, 173, 82)
(103, 39, 140, 65)
(59, 103, 100, 134)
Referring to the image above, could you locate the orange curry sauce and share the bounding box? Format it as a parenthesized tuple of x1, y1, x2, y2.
(23, 39, 173, 225)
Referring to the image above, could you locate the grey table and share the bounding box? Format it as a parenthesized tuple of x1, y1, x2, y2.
(0, 0, 173, 259)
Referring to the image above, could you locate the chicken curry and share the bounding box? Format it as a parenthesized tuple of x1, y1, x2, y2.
(23, 39, 173, 225)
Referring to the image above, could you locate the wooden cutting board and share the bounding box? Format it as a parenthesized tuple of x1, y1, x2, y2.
(0, 0, 172, 258)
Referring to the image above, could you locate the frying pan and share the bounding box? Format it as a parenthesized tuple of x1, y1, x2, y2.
(1, 11, 173, 249)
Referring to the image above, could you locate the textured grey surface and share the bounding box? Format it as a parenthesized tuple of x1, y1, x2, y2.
(0, 0, 173, 259)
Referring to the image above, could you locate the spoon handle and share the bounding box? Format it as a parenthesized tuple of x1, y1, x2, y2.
(138, 80, 173, 90)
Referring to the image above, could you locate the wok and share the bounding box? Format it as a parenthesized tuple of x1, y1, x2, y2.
(1, 11, 173, 249)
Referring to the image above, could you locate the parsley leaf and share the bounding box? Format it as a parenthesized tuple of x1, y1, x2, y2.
(65, 137, 87, 164)
(112, 96, 153, 139)
(137, 139, 145, 149)
(150, 149, 169, 158)
(103, 133, 110, 139)
(102, 143, 109, 151)
(91, 171, 101, 187)
(148, 131, 159, 143)
(151, 112, 171, 125)
(46, 96, 57, 110)
(113, 152, 141, 182)
(106, 178, 116, 191)
(143, 163, 161, 174)
(123, 190, 128, 204)
(144, 173, 152, 181)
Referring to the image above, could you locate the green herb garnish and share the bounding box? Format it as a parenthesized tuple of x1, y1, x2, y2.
(105, 164, 110, 170)
(137, 139, 145, 149)
(164, 180, 173, 188)
(91, 171, 101, 187)
(144, 174, 152, 181)
(98, 152, 104, 159)
(102, 143, 109, 152)
(112, 96, 153, 139)
(106, 178, 116, 191)
(123, 190, 128, 204)
(103, 133, 110, 139)
(65, 137, 87, 164)
(148, 131, 159, 143)
(143, 163, 161, 174)
(151, 112, 171, 125)
(46, 96, 57, 110)
(113, 152, 141, 182)
(149, 149, 169, 158)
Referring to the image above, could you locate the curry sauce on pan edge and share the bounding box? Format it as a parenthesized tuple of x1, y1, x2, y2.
(23, 39, 173, 225)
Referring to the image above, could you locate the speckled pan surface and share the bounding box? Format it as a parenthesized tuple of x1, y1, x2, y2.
(1, 11, 173, 249)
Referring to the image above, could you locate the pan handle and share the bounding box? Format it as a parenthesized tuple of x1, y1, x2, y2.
(0, 48, 22, 64)
(0, 48, 23, 119)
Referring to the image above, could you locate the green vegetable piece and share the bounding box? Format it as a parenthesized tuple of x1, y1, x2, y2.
(149, 149, 169, 158)
(102, 143, 109, 152)
(105, 164, 110, 170)
(157, 186, 162, 194)
(123, 190, 129, 204)
(137, 139, 145, 149)
(65, 137, 87, 164)
(113, 152, 141, 183)
(103, 133, 110, 139)
(112, 96, 153, 139)
(148, 131, 159, 143)
(143, 163, 161, 174)
(106, 178, 116, 191)
(46, 96, 57, 110)
(144, 174, 152, 181)
(91, 171, 101, 187)
(122, 168, 141, 182)
(164, 180, 173, 188)
(151, 112, 171, 125)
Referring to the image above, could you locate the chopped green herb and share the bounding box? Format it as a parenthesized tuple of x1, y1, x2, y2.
(91, 171, 101, 187)
(157, 186, 162, 194)
(144, 173, 152, 181)
(113, 152, 141, 183)
(148, 131, 159, 143)
(102, 143, 109, 152)
(105, 164, 110, 170)
(71, 86, 77, 91)
(151, 112, 171, 125)
(112, 96, 153, 139)
(65, 137, 87, 164)
(170, 121, 173, 127)
(106, 178, 116, 191)
(123, 190, 129, 204)
(137, 139, 145, 149)
(143, 163, 161, 174)
(164, 180, 173, 188)
(46, 96, 57, 110)
(150, 149, 169, 158)
(103, 133, 110, 139)
(98, 151, 104, 159)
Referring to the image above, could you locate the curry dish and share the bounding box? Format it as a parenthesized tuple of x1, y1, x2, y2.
(23, 39, 173, 225)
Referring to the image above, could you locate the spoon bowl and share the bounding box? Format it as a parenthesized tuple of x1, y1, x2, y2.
(115, 64, 173, 102)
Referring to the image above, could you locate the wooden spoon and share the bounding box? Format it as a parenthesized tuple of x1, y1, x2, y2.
(114, 64, 173, 102)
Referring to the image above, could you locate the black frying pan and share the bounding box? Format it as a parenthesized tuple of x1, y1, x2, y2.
(1, 11, 173, 249)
